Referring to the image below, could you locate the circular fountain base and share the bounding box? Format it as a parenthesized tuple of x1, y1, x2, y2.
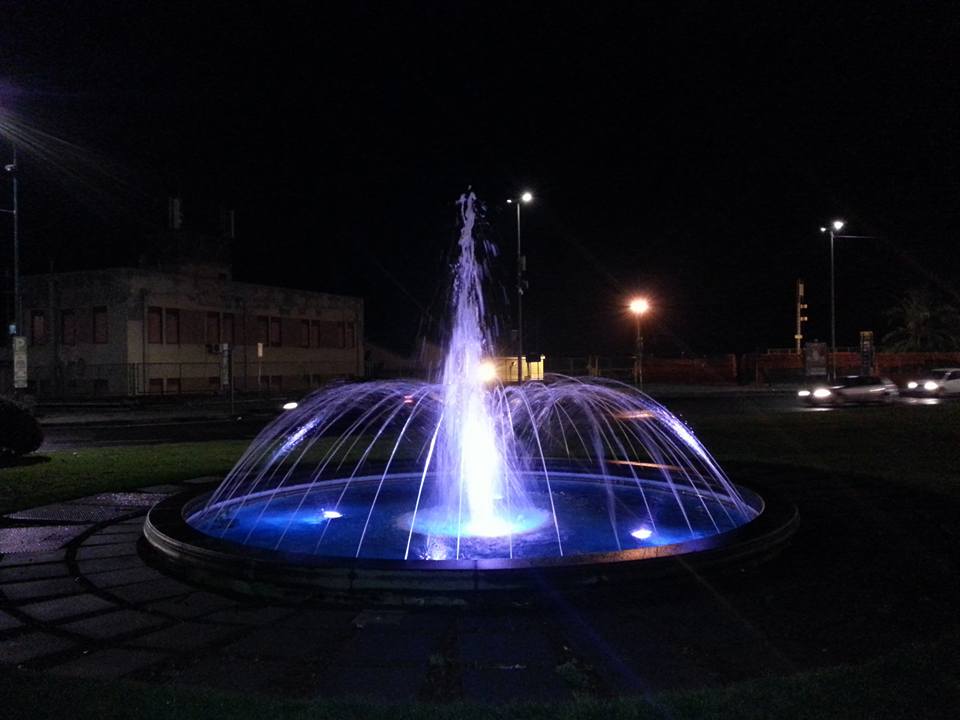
(143, 476, 798, 605)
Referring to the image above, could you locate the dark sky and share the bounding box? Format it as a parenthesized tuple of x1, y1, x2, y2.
(1, 1, 959, 356)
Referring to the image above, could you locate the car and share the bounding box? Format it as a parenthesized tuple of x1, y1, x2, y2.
(903, 367, 960, 397)
(797, 375, 899, 405)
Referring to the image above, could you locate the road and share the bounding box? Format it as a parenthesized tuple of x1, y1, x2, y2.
(38, 391, 951, 451)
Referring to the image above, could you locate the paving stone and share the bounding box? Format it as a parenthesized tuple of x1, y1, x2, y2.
(80, 532, 142, 546)
(182, 476, 222, 485)
(147, 592, 239, 619)
(0, 525, 90, 553)
(2, 576, 85, 601)
(68, 492, 169, 508)
(205, 605, 296, 626)
(461, 666, 571, 703)
(96, 524, 145, 535)
(76, 555, 146, 574)
(128, 621, 243, 651)
(84, 566, 165, 589)
(0, 610, 22, 632)
(6, 504, 132, 523)
(315, 665, 424, 701)
(173, 655, 294, 696)
(116, 517, 147, 528)
(20, 594, 117, 622)
(458, 630, 558, 667)
(108, 577, 194, 604)
(353, 609, 407, 627)
(458, 616, 557, 666)
(75, 543, 140, 560)
(339, 625, 443, 667)
(0, 632, 75, 664)
(60, 609, 167, 639)
(221, 624, 337, 661)
(0, 549, 67, 567)
(47, 648, 167, 679)
(0, 562, 72, 583)
(137, 485, 184, 494)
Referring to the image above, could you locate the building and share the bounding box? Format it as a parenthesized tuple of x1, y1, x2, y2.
(2, 259, 363, 398)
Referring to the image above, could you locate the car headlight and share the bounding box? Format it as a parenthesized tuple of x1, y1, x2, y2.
(907, 381, 918, 389)
(798, 390, 811, 397)
(924, 381, 939, 391)
(812, 388, 832, 399)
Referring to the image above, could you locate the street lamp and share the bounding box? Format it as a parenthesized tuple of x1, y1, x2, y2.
(628, 297, 650, 389)
(506, 191, 533, 382)
(820, 220, 845, 381)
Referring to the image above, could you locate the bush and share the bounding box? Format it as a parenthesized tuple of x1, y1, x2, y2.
(0, 397, 43, 457)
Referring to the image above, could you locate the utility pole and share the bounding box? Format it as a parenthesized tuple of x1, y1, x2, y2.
(794, 278, 808, 355)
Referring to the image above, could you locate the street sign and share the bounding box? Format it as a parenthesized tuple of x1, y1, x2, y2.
(12, 336, 27, 389)
(859, 331, 875, 376)
(804, 342, 828, 378)
(220, 343, 231, 387)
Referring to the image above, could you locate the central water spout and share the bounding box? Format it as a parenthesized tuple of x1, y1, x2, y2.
(438, 192, 511, 537)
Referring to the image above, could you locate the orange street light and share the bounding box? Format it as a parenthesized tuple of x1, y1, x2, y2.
(628, 297, 651, 388)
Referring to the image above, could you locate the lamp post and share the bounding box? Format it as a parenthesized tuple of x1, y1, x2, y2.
(819, 220, 878, 381)
(628, 297, 650, 389)
(2, 145, 17, 337)
(506, 191, 533, 382)
(820, 220, 844, 381)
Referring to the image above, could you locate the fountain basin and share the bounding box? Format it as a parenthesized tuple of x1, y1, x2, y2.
(144, 471, 797, 603)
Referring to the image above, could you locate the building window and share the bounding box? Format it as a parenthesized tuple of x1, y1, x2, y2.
(269, 317, 282, 347)
(148, 378, 164, 394)
(344, 322, 356, 349)
(222, 313, 235, 345)
(61, 310, 77, 346)
(166, 378, 181, 395)
(300, 320, 310, 348)
(30, 310, 48, 345)
(147, 307, 163, 344)
(315, 320, 344, 348)
(256, 316, 269, 345)
(206, 312, 221, 345)
(164, 309, 180, 344)
(93, 307, 108, 344)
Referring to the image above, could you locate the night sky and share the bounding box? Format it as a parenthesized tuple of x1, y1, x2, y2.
(1, 2, 958, 357)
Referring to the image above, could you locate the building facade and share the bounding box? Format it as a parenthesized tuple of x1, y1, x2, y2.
(3, 264, 363, 398)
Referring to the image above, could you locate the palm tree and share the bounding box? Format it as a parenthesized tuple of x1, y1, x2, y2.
(882, 289, 960, 351)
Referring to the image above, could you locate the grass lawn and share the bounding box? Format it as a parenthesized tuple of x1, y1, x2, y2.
(0, 441, 248, 515)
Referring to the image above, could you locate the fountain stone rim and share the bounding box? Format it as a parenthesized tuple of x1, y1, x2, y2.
(143, 478, 798, 598)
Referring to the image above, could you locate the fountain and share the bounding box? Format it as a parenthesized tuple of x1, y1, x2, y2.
(144, 193, 795, 599)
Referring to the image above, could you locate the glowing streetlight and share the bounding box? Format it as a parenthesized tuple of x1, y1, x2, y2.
(506, 191, 534, 382)
(629, 297, 650, 389)
(478, 359, 497, 384)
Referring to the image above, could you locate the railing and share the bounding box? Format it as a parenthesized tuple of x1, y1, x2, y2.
(0, 361, 358, 399)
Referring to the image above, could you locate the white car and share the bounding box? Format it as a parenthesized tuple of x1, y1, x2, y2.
(798, 376, 899, 405)
(904, 368, 960, 397)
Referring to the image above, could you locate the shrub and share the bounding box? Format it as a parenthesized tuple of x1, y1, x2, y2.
(0, 397, 43, 457)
